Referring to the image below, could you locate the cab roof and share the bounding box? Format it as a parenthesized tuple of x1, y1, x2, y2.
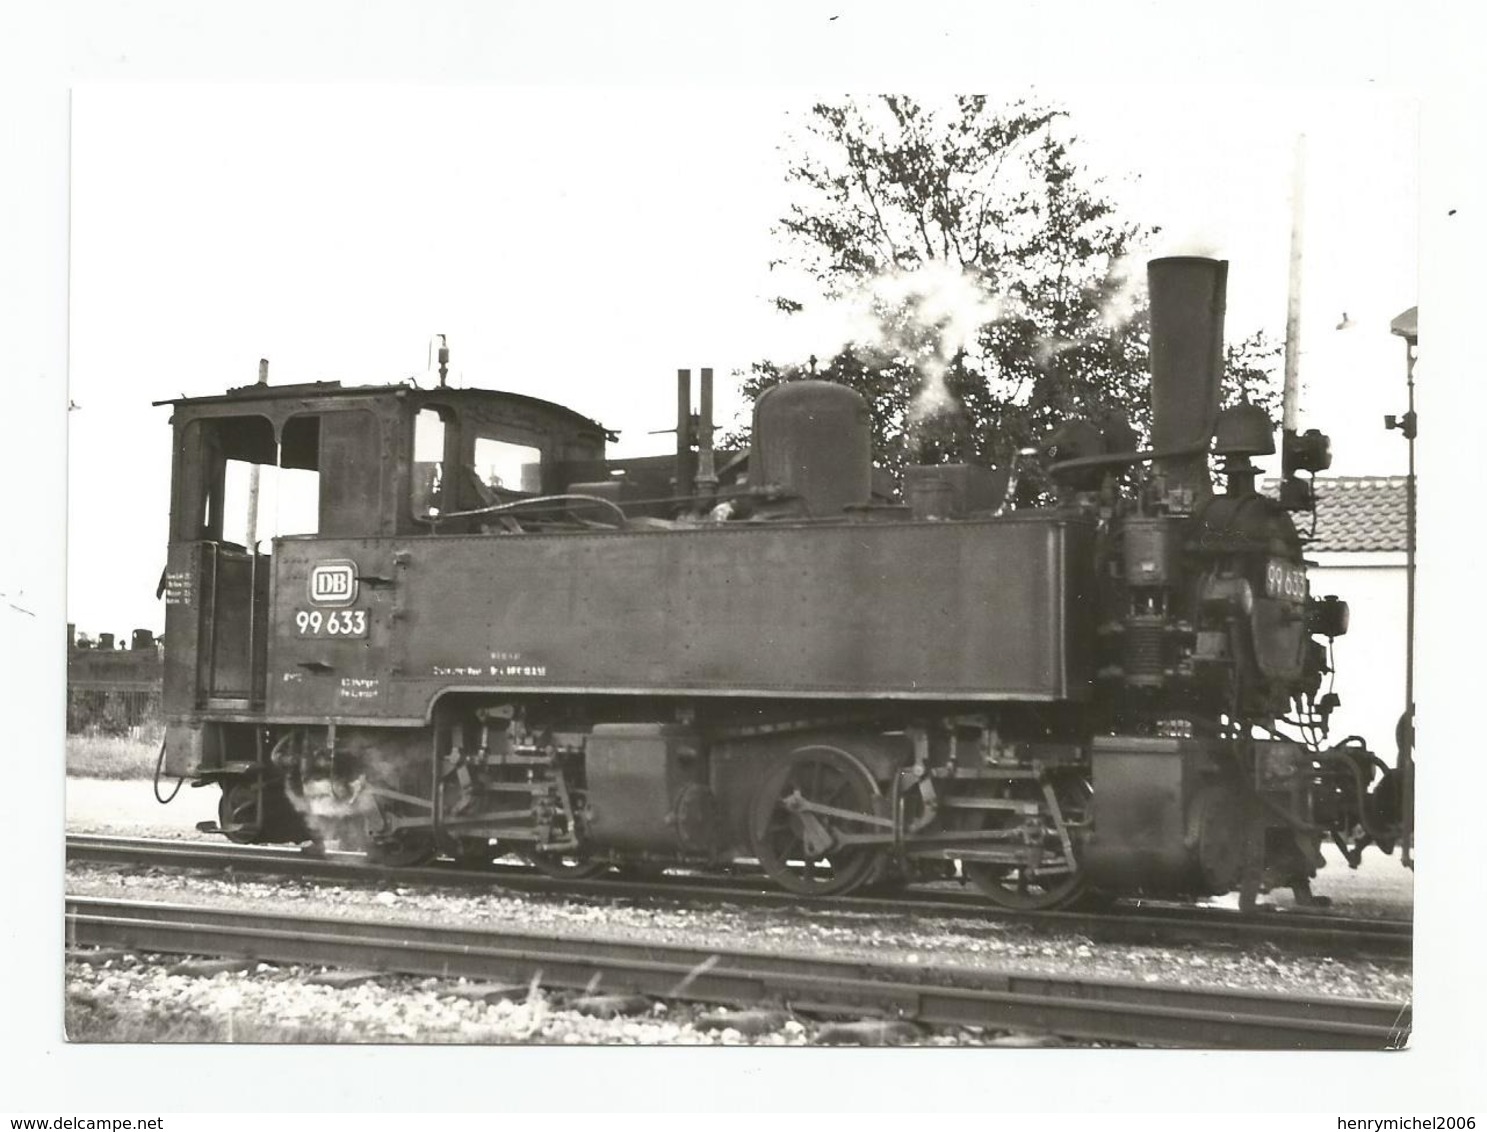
(153, 380, 613, 437)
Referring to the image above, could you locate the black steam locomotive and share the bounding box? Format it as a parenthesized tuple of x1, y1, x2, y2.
(155, 256, 1406, 909)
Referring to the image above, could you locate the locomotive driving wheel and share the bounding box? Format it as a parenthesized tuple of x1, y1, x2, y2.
(959, 775, 1090, 911)
(217, 777, 264, 844)
(217, 774, 306, 845)
(366, 829, 438, 867)
(524, 851, 611, 879)
(449, 837, 498, 867)
(751, 746, 885, 897)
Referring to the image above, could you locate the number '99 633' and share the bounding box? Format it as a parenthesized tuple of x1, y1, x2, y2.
(294, 609, 368, 637)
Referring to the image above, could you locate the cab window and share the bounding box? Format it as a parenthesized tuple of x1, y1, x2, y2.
(412, 407, 449, 516)
(176, 409, 380, 545)
(473, 436, 543, 495)
(177, 415, 277, 545)
(219, 457, 319, 546)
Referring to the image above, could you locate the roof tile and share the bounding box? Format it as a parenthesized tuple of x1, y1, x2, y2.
(1264, 476, 1408, 552)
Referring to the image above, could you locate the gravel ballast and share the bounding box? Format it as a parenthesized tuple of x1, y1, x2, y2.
(65, 862, 1412, 1003)
(64, 950, 1012, 1046)
(65, 775, 1413, 1045)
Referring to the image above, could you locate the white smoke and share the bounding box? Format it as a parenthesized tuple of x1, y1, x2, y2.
(1084, 232, 1233, 341)
(1149, 226, 1226, 260)
(1095, 254, 1146, 331)
(279, 737, 414, 850)
(883, 265, 1007, 426)
(1032, 334, 1081, 370)
(773, 249, 1182, 434)
(778, 262, 1007, 427)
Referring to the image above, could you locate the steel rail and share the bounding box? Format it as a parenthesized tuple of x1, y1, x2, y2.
(66, 834, 1412, 962)
(64, 895, 1410, 1049)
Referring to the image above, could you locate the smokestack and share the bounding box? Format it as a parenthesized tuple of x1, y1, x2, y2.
(1147, 256, 1228, 501)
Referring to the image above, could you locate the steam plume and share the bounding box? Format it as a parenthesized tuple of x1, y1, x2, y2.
(1095, 254, 1145, 331)
(780, 262, 1006, 427)
(774, 248, 1172, 442)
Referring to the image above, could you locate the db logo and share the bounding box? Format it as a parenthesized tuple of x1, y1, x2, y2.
(308, 560, 358, 606)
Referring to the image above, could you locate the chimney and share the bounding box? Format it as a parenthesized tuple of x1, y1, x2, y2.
(1147, 257, 1227, 501)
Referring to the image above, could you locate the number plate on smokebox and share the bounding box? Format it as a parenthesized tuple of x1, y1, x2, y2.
(293, 608, 368, 638)
(1264, 560, 1308, 603)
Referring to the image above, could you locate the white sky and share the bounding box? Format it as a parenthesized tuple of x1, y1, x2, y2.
(67, 83, 1418, 637)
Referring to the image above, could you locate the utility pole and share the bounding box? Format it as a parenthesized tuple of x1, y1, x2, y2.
(1387, 307, 1417, 869)
(244, 358, 268, 549)
(1282, 134, 1306, 447)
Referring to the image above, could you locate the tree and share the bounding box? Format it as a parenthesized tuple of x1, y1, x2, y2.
(1222, 329, 1284, 422)
(737, 95, 1280, 501)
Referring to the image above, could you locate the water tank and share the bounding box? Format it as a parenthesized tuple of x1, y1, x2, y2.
(750, 381, 872, 517)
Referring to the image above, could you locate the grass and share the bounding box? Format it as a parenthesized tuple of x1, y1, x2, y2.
(66, 731, 163, 781)
(65, 999, 347, 1043)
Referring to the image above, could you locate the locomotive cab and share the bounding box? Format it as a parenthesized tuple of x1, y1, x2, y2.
(156, 380, 609, 776)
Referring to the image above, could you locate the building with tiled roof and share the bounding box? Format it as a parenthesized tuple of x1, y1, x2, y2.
(1290, 476, 1408, 553)
(1260, 475, 1410, 761)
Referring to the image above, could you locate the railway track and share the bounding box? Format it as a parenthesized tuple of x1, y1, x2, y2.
(66, 834, 1413, 962)
(64, 895, 1410, 1049)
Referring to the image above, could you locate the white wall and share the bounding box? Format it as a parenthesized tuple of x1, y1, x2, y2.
(1306, 553, 1409, 760)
